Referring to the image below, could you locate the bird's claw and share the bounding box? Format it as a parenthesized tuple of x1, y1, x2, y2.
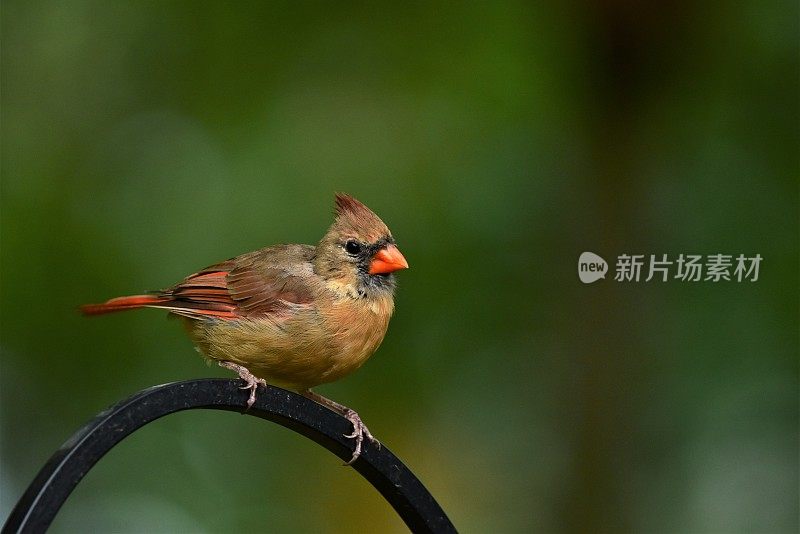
(343, 409, 380, 465)
(218, 361, 267, 410)
(240, 376, 267, 409)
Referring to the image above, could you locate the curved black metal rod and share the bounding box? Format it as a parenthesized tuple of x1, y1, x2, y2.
(2, 379, 456, 534)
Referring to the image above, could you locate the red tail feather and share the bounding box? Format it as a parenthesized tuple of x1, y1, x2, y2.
(80, 295, 167, 316)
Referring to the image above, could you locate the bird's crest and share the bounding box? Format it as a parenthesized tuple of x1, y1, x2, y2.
(332, 193, 390, 241)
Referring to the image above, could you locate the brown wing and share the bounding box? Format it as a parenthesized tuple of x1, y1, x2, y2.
(225, 246, 316, 317)
(161, 245, 316, 320)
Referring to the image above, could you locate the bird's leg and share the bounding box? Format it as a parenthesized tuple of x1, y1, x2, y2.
(302, 390, 380, 465)
(218, 361, 267, 409)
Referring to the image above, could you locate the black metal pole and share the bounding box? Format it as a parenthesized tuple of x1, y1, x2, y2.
(2, 379, 456, 534)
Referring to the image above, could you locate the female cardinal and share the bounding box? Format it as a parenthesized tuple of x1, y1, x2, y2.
(81, 193, 408, 463)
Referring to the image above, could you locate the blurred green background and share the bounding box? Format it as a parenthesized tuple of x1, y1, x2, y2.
(2, 1, 797, 532)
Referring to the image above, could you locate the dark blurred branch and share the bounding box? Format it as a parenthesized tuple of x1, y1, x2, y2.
(559, 2, 691, 532)
(2, 379, 455, 534)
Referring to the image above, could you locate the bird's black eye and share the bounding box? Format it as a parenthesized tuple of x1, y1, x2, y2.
(344, 240, 362, 255)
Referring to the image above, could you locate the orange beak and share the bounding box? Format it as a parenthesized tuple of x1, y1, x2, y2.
(369, 244, 409, 275)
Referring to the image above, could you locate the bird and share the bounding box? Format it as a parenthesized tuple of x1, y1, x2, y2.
(81, 193, 409, 464)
